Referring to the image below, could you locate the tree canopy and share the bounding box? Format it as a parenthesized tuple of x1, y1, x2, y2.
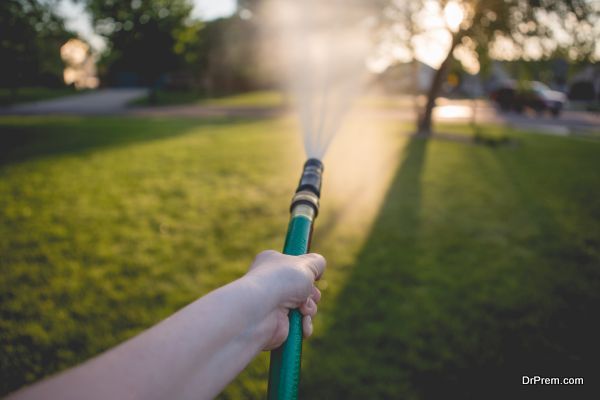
(0, 0, 72, 91)
(81, 0, 200, 87)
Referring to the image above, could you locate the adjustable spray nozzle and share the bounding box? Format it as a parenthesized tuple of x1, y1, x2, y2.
(296, 158, 324, 196)
(290, 158, 324, 216)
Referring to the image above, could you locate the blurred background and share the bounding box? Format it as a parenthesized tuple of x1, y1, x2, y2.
(1, 0, 599, 399)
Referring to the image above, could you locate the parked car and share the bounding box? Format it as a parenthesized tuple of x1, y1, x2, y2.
(490, 81, 567, 117)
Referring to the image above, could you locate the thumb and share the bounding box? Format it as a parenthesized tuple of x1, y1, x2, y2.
(297, 253, 326, 281)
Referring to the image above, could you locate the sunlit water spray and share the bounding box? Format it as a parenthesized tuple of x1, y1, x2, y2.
(264, 0, 373, 159)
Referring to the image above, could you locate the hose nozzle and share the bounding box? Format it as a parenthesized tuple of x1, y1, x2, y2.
(296, 158, 324, 196)
(290, 159, 323, 216)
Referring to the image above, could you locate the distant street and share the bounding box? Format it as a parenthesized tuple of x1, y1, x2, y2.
(1, 90, 598, 137)
(1, 88, 148, 115)
(369, 98, 599, 136)
(497, 109, 600, 136)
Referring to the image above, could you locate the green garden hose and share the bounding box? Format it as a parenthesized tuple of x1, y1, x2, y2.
(267, 159, 324, 400)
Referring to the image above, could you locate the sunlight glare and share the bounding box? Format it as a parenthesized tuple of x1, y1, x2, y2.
(444, 2, 464, 33)
(433, 105, 472, 120)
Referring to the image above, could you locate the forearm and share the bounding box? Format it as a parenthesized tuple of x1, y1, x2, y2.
(173, 276, 279, 399)
(9, 277, 277, 400)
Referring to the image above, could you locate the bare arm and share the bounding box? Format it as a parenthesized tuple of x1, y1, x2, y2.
(8, 251, 325, 400)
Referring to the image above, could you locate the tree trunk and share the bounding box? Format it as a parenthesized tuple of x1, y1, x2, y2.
(417, 35, 459, 135)
(411, 58, 421, 121)
(10, 86, 18, 103)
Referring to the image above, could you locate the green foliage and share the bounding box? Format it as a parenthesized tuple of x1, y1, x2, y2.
(192, 15, 272, 95)
(464, 0, 598, 62)
(0, 0, 72, 91)
(83, 0, 274, 92)
(173, 17, 203, 67)
(1, 116, 599, 398)
(84, 0, 199, 86)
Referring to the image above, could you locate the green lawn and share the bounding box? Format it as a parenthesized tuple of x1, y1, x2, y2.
(131, 89, 285, 108)
(0, 87, 82, 107)
(1, 115, 599, 399)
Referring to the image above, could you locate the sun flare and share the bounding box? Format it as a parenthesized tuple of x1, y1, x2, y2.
(444, 2, 464, 33)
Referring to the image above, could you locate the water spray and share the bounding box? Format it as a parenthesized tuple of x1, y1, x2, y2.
(267, 158, 324, 400)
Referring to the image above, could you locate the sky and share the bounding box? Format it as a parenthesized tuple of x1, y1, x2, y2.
(57, 0, 237, 52)
(192, 0, 237, 20)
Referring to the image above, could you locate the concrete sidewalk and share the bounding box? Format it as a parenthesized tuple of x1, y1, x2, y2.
(0, 88, 148, 115)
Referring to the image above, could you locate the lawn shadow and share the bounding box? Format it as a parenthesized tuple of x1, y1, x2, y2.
(301, 137, 428, 399)
(0, 116, 243, 167)
(482, 146, 600, 396)
(301, 134, 598, 399)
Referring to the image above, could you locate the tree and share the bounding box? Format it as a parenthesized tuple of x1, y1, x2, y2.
(379, 0, 599, 134)
(0, 0, 71, 98)
(83, 0, 199, 93)
(192, 15, 269, 95)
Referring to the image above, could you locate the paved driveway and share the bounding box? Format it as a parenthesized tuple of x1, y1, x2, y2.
(1, 88, 148, 115)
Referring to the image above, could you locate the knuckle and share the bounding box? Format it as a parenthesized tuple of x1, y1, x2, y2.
(255, 249, 279, 263)
(260, 249, 279, 257)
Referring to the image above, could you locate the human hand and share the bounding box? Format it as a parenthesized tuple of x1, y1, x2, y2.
(244, 250, 326, 350)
